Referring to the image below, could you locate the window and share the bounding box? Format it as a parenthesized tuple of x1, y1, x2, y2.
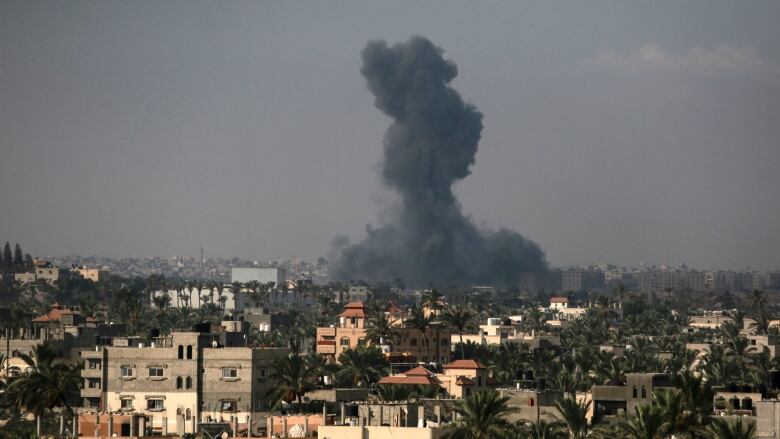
(178, 345, 184, 359)
(88, 359, 101, 370)
(185, 408, 191, 420)
(148, 367, 164, 378)
(222, 368, 238, 379)
(340, 337, 350, 347)
(357, 338, 366, 347)
(186, 376, 192, 389)
(7, 366, 21, 377)
(87, 378, 101, 389)
(186, 345, 193, 359)
(641, 386, 647, 398)
(632, 386, 637, 398)
(121, 366, 134, 378)
(477, 376, 482, 387)
(176, 377, 183, 389)
(147, 399, 164, 411)
(410, 338, 417, 347)
(120, 398, 133, 410)
(258, 368, 266, 379)
(441, 339, 448, 346)
(220, 400, 238, 412)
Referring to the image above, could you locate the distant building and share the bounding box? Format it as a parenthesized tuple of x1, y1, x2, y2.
(72, 266, 110, 282)
(561, 270, 583, 292)
(231, 267, 286, 287)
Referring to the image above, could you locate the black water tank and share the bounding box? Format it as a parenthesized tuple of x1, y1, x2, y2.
(742, 397, 753, 411)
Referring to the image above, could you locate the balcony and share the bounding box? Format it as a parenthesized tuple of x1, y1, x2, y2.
(81, 387, 101, 398)
(318, 327, 336, 337)
(82, 368, 102, 379)
(317, 340, 336, 346)
(317, 345, 336, 354)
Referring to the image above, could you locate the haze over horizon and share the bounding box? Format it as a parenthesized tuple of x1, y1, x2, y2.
(2, 1, 779, 271)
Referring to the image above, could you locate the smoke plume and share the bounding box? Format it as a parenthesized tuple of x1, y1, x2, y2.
(330, 36, 547, 287)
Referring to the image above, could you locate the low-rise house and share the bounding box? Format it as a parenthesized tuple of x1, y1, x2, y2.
(591, 373, 676, 418)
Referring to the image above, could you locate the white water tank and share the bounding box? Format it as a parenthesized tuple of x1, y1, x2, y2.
(487, 318, 501, 326)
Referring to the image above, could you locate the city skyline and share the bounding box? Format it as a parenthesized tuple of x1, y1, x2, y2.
(2, 1, 779, 271)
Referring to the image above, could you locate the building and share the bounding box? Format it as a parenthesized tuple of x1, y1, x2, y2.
(315, 302, 452, 364)
(451, 318, 560, 349)
(756, 400, 780, 438)
(14, 260, 69, 284)
(231, 267, 287, 287)
(561, 270, 583, 292)
(591, 373, 675, 418)
(80, 330, 289, 436)
(319, 425, 445, 439)
(437, 360, 489, 399)
(71, 266, 110, 282)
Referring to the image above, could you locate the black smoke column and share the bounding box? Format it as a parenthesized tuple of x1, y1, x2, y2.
(330, 36, 547, 287)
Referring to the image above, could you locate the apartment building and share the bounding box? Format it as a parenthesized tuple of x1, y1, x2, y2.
(315, 302, 451, 364)
(591, 373, 675, 417)
(71, 266, 110, 282)
(80, 330, 289, 436)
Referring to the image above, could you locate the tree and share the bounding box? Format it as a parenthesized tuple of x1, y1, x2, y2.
(405, 303, 433, 363)
(442, 303, 476, 360)
(705, 417, 755, 439)
(445, 390, 511, 439)
(13, 244, 23, 267)
(515, 420, 566, 439)
(2, 242, 12, 269)
(5, 344, 81, 437)
(365, 311, 399, 349)
(266, 353, 316, 413)
(554, 397, 590, 439)
(335, 346, 388, 388)
(619, 404, 670, 439)
(422, 289, 446, 317)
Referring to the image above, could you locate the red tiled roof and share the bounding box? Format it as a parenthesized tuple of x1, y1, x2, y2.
(404, 366, 434, 376)
(378, 375, 439, 386)
(384, 301, 404, 316)
(338, 302, 368, 318)
(32, 304, 77, 323)
(456, 376, 475, 386)
(550, 297, 568, 303)
(444, 359, 487, 369)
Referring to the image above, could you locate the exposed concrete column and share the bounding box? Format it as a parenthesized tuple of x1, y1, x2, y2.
(282, 417, 288, 438)
(246, 414, 251, 438)
(378, 406, 383, 426)
(95, 413, 101, 437)
(418, 404, 425, 427)
(304, 416, 309, 436)
(340, 403, 346, 425)
(232, 416, 237, 438)
(267, 416, 274, 437)
(129, 415, 136, 437)
(138, 415, 146, 437)
(107, 415, 113, 437)
(72, 414, 79, 438)
(161, 417, 167, 436)
(178, 414, 184, 436)
(59, 414, 65, 435)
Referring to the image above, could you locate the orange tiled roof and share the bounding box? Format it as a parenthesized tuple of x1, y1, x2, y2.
(404, 365, 434, 376)
(32, 304, 77, 323)
(456, 376, 475, 386)
(444, 359, 487, 369)
(338, 302, 368, 318)
(550, 297, 568, 303)
(384, 301, 404, 316)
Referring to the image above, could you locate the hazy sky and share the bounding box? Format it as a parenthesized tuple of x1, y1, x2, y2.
(1, 1, 779, 270)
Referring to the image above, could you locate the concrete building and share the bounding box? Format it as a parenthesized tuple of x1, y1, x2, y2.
(437, 360, 489, 399)
(756, 400, 780, 438)
(71, 266, 110, 282)
(561, 270, 583, 292)
(315, 302, 451, 364)
(79, 330, 289, 436)
(319, 425, 445, 439)
(231, 267, 287, 287)
(451, 318, 560, 349)
(591, 373, 675, 418)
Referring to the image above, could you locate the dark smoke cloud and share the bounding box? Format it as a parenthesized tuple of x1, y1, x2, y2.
(330, 36, 547, 287)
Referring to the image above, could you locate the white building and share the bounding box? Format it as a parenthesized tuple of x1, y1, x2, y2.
(231, 267, 287, 287)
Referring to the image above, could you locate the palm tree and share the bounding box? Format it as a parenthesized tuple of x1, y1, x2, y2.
(619, 403, 670, 439)
(421, 289, 446, 317)
(676, 369, 714, 436)
(335, 346, 388, 387)
(748, 289, 766, 313)
(705, 417, 755, 439)
(750, 310, 772, 335)
(6, 344, 82, 437)
(554, 397, 590, 439)
(266, 353, 316, 413)
(445, 390, 511, 439)
(517, 420, 566, 439)
(405, 304, 433, 363)
(442, 303, 476, 360)
(365, 312, 400, 349)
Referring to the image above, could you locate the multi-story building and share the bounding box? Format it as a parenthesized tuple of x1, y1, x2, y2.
(561, 270, 583, 292)
(80, 329, 289, 436)
(231, 267, 287, 287)
(591, 373, 675, 417)
(315, 302, 451, 364)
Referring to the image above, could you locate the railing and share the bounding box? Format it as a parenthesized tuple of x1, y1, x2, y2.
(317, 340, 336, 346)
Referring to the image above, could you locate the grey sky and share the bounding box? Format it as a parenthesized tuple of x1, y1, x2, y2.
(1, 1, 778, 270)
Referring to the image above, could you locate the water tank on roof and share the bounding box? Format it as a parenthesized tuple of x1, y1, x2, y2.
(487, 318, 501, 326)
